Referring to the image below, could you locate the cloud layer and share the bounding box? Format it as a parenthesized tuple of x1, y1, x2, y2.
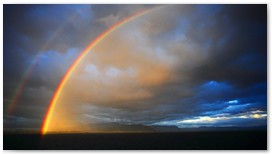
(4, 4, 267, 132)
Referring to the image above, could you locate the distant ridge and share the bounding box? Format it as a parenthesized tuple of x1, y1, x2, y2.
(4, 125, 267, 134)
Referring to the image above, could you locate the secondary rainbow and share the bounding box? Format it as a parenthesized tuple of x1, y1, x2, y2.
(7, 10, 84, 115)
(41, 5, 166, 135)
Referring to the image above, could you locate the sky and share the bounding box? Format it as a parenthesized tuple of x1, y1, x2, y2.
(3, 4, 267, 132)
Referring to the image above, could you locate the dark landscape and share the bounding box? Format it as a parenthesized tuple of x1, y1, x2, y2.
(4, 129, 267, 150)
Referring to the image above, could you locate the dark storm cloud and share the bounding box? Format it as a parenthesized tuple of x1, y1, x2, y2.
(4, 4, 155, 130)
(4, 115, 42, 130)
(3, 4, 151, 87)
(3, 5, 87, 90)
(140, 5, 266, 127)
(147, 5, 267, 122)
(56, 4, 266, 129)
(3, 4, 267, 130)
(4, 5, 94, 53)
(187, 5, 267, 87)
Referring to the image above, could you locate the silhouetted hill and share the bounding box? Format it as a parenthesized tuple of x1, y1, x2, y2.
(90, 123, 155, 132)
(4, 125, 267, 134)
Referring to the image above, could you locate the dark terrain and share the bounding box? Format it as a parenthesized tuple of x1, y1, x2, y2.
(4, 130, 267, 150)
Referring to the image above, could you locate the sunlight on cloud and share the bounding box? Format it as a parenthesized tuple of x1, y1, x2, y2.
(5, 5, 266, 133)
(177, 110, 267, 125)
(178, 116, 229, 124)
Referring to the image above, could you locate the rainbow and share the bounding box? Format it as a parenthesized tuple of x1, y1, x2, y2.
(7, 9, 84, 115)
(41, 5, 166, 135)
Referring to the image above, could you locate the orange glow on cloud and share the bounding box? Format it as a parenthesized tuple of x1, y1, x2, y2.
(41, 5, 168, 134)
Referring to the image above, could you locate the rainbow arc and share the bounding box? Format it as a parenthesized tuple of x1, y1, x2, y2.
(41, 5, 167, 135)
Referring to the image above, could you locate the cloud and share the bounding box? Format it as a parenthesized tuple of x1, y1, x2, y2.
(43, 5, 267, 132)
(4, 4, 267, 131)
(96, 14, 121, 27)
(152, 110, 267, 128)
(177, 110, 267, 127)
(4, 115, 41, 130)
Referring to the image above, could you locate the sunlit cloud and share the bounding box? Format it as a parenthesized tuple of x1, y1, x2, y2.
(3, 4, 267, 132)
(177, 110, 267, 125)
(228, 100, 238, 104)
